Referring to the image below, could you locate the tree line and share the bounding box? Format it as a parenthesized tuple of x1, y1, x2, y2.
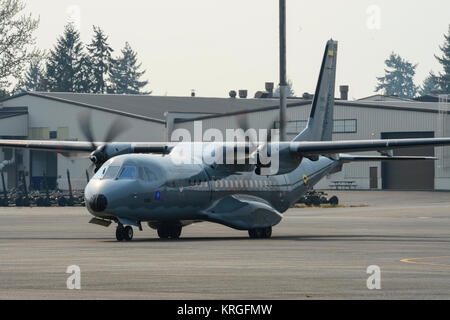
(376, 26, 450, 99)
(1, 0, 449, 100)
(0, 0, 148, 98)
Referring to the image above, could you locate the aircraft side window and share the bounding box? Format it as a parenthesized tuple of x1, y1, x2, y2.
(118, 166, 137, 180)
(144, 167, 157, 181)
(138, 167, 149, 181)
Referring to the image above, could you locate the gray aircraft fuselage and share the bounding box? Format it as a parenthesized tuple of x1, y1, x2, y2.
(85, 144, 338, 230)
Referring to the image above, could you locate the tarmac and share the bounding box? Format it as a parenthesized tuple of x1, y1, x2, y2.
(0, 190, 450, 300)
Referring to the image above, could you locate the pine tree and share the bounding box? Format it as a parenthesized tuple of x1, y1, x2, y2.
(21, 59, 46, 91)
(434, 25, 450, 94)
(419, 73, 439, 96)
(375, 52, 418, 98)
(87, 26, 113, 93)
(46, 23, 91, 92)
(108, 42, 149, 94)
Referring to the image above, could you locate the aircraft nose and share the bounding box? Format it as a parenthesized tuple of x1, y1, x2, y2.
(89, 194, 108, 213)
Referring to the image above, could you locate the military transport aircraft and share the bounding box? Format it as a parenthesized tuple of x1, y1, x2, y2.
(1, 40, 449, 241)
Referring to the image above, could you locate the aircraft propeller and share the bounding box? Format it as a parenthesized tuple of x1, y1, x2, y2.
(77, 110, 130, 172)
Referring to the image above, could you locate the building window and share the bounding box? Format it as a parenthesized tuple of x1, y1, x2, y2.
(49, 131, 57, 139)
(29, 127, 50, 139)
(275, 119, 357, 134)
(274, 120, 308, 134)
(333, 119, 357, 133)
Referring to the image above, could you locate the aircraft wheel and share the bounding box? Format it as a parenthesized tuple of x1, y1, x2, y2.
(170, 226, 182, 239)
(249, 227, 272, 239)
(262, 227, 272, 239)
(123, 226, 134, 241)
(158, 225, 182, 239)
(157, 227, 169, 239)
(116, 226, 125, 242)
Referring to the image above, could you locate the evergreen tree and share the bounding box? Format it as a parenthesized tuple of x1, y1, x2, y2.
(434, 25, 450, 94)
(46, 23, 91, 92)
(419, 73, 439, 96)
(87, 26, 113, 93)
(21, 59, 46, 91)
(273, 79, 296, 98)
(375, 52, 418, 98)
(108, 42, 149, 94)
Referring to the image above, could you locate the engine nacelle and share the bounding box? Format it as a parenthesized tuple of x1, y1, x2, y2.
(255, 143, 303, 176)
(90, 143, 134, 171)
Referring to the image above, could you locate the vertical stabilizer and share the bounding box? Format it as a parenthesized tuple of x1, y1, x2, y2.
(293, 40, 338, 142)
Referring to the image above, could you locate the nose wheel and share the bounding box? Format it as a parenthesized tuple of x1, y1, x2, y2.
(116, 225, 134, 242)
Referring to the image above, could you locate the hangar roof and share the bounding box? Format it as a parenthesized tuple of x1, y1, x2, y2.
(3, 92, 300, 123)
(1, 92, 447, 124)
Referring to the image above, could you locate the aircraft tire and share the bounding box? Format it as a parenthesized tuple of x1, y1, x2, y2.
(116, 226, 125, 242)
(123, 226, 133, 241)
(249, 227, 272, 239)
(262, 227, 272, 239)
(170, 226, 182, 239)
(157, 227, 170, 239)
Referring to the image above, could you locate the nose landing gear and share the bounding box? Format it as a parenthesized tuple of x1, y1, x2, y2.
(116, 225, 134, 242)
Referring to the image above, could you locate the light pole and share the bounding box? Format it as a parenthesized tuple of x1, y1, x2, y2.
(279, 0, 287, 142)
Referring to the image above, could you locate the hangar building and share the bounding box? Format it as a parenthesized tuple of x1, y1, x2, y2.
(0, 91, 449, 191)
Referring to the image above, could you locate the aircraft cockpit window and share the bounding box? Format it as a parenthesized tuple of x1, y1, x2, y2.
(103, 166, 121, 180)
(138, 167, 158, 181)
(92, 166, 107, 180)
(145, 167, 158, 181)
(118, 166, 137, 180)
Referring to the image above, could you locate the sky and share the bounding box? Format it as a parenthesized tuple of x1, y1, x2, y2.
(24, 0, 450, 100)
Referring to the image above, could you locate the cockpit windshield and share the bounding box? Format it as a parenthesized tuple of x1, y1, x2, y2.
(118, 166, 137, 180)
(92, 165, 121, 180)
(92, 164, 158, 181)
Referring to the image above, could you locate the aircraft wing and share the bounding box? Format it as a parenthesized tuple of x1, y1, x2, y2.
(292, 138, 450, 156)
(338, 154, 437, 162)
(0, 139, 174, 154)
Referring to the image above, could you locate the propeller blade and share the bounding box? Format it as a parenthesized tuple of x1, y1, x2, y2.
(103, 117, 130, 143)
(77, 110, 97, 149)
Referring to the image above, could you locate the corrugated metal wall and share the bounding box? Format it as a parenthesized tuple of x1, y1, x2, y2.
(175, 103, 450, 190)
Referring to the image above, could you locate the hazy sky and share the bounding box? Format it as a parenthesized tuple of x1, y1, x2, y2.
(24, 0, 450, 99)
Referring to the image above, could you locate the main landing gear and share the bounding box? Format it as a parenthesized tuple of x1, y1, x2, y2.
(248, 227, 272, 239)
(157, 225, 182, 239)
(116, 225, 134, 242)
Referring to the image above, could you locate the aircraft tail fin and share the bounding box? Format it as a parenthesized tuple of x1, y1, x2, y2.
(293, 40, 338, 142)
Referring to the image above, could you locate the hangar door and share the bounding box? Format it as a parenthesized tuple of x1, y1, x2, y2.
(381, 132, 435, 190)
